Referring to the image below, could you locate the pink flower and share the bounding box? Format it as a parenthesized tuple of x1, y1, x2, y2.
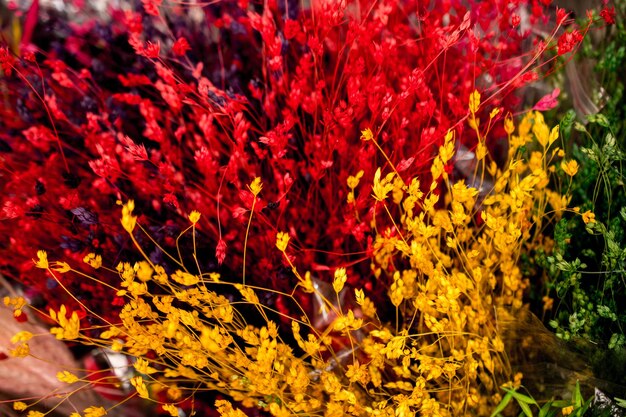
(533, 88, 560, 111)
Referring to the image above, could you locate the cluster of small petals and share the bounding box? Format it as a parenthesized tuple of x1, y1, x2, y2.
(57, 370, 80, 384)
(561, 159, 579, 176)
(121, 200, 137, 233)
(83, 253, 103, 269)
(275, 231, 290, 252)
(557, 29, 584, 55)
(582, 210, 596, 224)
(49, 305, 81, 340)
(33, 250, 48, 269)
(600, 6, 616, 25)
(172, 37, 191, 55)
(84, 406, 107, 417)
(188, 210, 201, 225)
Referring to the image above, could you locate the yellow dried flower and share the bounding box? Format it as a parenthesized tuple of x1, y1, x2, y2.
(49, 304, 80, 340)
(130, 375, 150, 399)
(4, 296, 27, 317)
(83, 253, 102, 269)
(275, 231, 290, 252)
(549, 125, 560, 146)
(57, 370, 79, 384)
(504, 113, 515, 135)
(533, 111, 550, 147)
(27, 411, 44, 417)
(561, 159, 579, 177)
(347, 170, 364, 189)
(372, 168, 394, 202)
(171, 270, 199, 286)
(10, 343, 30, 358)
(121, 200, 137, 233)
(439, 130, 455, 163)
(33, 250, 48, 269)
(361, 296, 377, 317)
(13, 402, 28, 411)
(269, 403, 290, 417)
(167, 385, 182, 400)
(134, 261, 153, 282)
(162, 404, 179, 417)
(469, 114, 480, 129)
(582, 210, 596, 224)
(134, 358, 157, 375)
(83, 406, 107, 417)
(216, 400, 247, 417)
(333, 309, 362, 332)
(469, 89, 481, 114)
(476, 141, 488, 161)
(299, 270, 315, 293)
(430, 157, 444, 184)
(360, 127, 374, 141)
(188, 210, 201, 224)
(355, 288, 365, 305)
(248, 177, 263, 196)
(11, 331, 33, 344)
(346, 360, 370, 384)
(236, 284, 259, 304)
(332, 267, 347, 293)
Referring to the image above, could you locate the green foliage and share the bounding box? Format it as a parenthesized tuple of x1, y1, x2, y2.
(491, 383, 591, 417)
(541, 116, 626, 356)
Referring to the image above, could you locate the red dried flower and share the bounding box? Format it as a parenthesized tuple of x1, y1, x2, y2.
(172, 37, 191, 56)
(143, 41, 161, 58)
(511, 14, 521, 28)
(556, 7, 568, 25)
(0, 47, 16, 76)
(142, 0, 161, 16)
(600, 6, 616, 25)
(216, 239, 227, 265)
(557, 29, 583, 55)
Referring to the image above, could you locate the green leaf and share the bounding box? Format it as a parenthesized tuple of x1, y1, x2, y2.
(491, 391, 514, 417)
(518, 400, 533, 417)
(538, 402, 558, 417)
(573, 381, 583, 407)
(508, 389, 537, 405)
(550, 400, 571, 408)
(578, 398, 592, 416)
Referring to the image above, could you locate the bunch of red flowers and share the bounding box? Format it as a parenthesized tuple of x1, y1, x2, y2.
(0, 0, 594, 325)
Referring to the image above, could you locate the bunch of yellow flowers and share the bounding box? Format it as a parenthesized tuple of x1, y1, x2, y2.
(360, 106, 571, 415)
